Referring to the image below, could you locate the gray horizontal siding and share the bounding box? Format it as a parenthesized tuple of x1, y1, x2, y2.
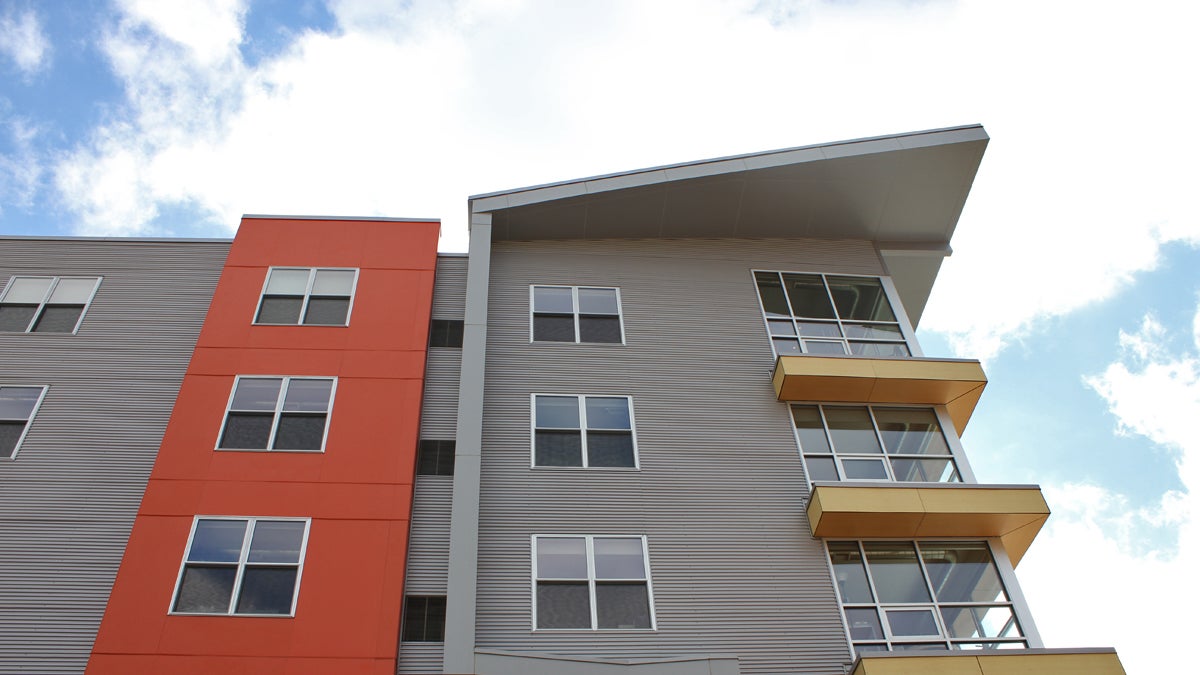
(432, 255, 467, 320)
(475, 238, 882, 674)
(419, 351, 463, 439)
(0, 239, 227, 675)
(397, 642, 445, 674)
(404, 476, 453, 594)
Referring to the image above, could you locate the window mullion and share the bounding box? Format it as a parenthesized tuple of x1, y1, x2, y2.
(866, 407, 896, 481)
(579, 396, 589, 468)
(572, 287, 582, 343)
(298, 269, 317, 325)
(816, 406, 844, 480)
(267, 378, 288, 450)
(585, 536, 599, 630)
(229, 519, 255, 615)
(818, 274, 850, 353)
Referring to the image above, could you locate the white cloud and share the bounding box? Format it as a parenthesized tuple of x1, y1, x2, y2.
(0, 8, 50, 77)
(0, 114, 43, 214)
(115, 0, 247, 65)
(1018, 303, 1200, 673)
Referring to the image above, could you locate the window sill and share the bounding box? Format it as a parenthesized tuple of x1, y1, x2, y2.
(214, 447, 326, 453)
(168, 611, 295, 618)
(530, 465, 640, 472)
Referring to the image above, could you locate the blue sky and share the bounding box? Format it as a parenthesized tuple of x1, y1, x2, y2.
(3, 1, 1198, 672)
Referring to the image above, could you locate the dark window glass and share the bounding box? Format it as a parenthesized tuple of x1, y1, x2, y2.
(272, 414, 327, 450)
(536, 582, 591, 628)
(781, 273, 836, 318)
(174, 566, 236, 613)
(535, 431, 583, 467)
(0, 305, 37, 331)
(402, 595, 447, 641)
(418, 440, 455, 475)
(595, 583, 651, 629)
(32, 305, 84, 332)
(429, 319, 465, 347)
(587, 431, 635, 467)
(804, 456, 839, 481)
(302, 297, 350, 325)
(863, 542, 931, 604)
(791, 405, 831, 453)
(754, 272, 790, 317)
(1, 422, 27, 458)
(827, 276, 897, 322)
(533, 314, 575, 341)
(219, 413, 273, 449)
(188, 520, 248, 562)
(235, 567, 298, 614)
(579, 316, 621, 343)
(256, 296, 303, 324)
(828, 542, 874, 603)
(846, 608, 884, 640)
(849, 342, 911, 357)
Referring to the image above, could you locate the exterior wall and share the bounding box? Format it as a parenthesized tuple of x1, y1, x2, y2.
(474, 237, 886, 674)
(0, 238, 228, 675)
(87, 218, 439, 674)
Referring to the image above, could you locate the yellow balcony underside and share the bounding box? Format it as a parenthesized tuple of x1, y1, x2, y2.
(852, 649, 1126, 675)
(807, 484, 1049, 565)
(772, 355, 987, 433)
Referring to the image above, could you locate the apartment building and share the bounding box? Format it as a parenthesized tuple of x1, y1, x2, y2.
(0, 125, 1125, 674)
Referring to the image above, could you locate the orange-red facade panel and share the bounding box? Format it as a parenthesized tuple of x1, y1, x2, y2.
(88, 217, 438, 673)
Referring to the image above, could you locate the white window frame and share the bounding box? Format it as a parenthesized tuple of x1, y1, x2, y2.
(170, 516, 311, 617)
(530, 393, 639, 469)
(0, 385, 49, 460)
(824, 538, 1037, 654)
(216, 375, 337, 452)
(790, 403, 975, 488)
(0, 276, 102, 334)
(253, 267, 360, 326)
(529, 285, 626, 344)
(751, 270, 921, 358)
(531, 534, 657, 631)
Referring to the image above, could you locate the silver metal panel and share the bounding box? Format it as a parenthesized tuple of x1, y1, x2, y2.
(402, 476, 453, 594)
(396, 642, 445, 674)
(474, 238, 884, 674)
(432, 255, 468, 320)
(0, 239, 228, 674)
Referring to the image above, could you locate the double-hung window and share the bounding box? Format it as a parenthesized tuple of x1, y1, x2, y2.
(534, 535, 655, 630)
(754, 271, 909, 357)
(0, 276, 101, 333)
(255, 268, 358, 325)
(218, 377, 335, 451)
(531, 286, 624, 343)
(532, 394, 637, 468)
(172, 517, 310, 616)
(829, 541, 1026, 653)
(1, 386, 48, 459)
(792, 404, 961, 483)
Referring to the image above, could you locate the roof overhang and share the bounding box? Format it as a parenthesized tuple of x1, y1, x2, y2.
(469, 125, 988, 325)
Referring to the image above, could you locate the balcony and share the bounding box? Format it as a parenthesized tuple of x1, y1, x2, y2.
(772, 355, 987, 433)
(807, 483, 1049, 564)
(851, 648, 1126, 675)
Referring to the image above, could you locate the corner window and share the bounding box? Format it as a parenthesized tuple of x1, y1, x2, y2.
(417, 439, 455, 476)
(829, 541, 1026, 653)
(172, 517, 310, 616)
(402, 595, 447, 642)
(792, 404, 960, 483)
(255, 268, 357, 326)
(430, 319, 464, 347)
(531, 286, 624, 344)
(532, 394, 637, 468)
(1, 386, 48, 459)
(218, 377, 335, 452)
(0, 276, 101, 333)
(754, 271, 908, 357)
(534, 535, 655, 630)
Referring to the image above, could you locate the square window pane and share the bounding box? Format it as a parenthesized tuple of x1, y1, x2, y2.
(781, 273, 836, 319)
(593, 538, 646, 579)
(827, 276, 897, 322)
(537, 537, 588, 578)
(272, 414, 327, 451)
(585, 397, 630, 430)
(846, 608, 884, 640)
(418, 439, 455, 476)
(864, 542, 931, 603)
(1, 422, 27, 458)
(587, 432, 635, 467)
(302, 297, 350, 325)
(247, 521, 306, 563)
(791, 406, 832, 454)
(0, 386, 43, 419)
(578, 288, 618, 314)
(842, 458, 889, 480)
(257, 296, 303, 324)
(235, 566, 298, 615)
(579, 316, 622, 343)
(873, 408, 949, 455)
(535, 396, 580, 428)
(403, 596, 447, 642)
(773, 338, 802, 354)
(219, 413, 273, 449)
(596, 582, 651, 629)
(919, 542, 1006, 603)
(533, 314, 575, 341)
(231, 378, 283, 411)
(48, 278, 98, 304)
(32, 305, 84, 332)
(755, 272, 791, 317)
(533, 287, 573, 313)
(430, 319, 464, 347)
(311, 269, 355, 295)
(849, 342, 911, 358)
(282, 379, 333, 412)
(886, 609, 941, 637)
(3, 277, 53, 303)
(941, 606, 1021, 640)
(828, 542, 874, 603)
(188, 520, 248, 562)
(174, 565, 236, 613)
(891, 458, 959, 482)
(265, 269, 311, 295)
(804, 456, 839, 481)
(536, 582, 591, 628)
(0, 305, 37, 331)
(796, 321, 842, 338)
(535, 431, 583, 466)
(824, 407, 883, 454)
(804, 340, 847, 355)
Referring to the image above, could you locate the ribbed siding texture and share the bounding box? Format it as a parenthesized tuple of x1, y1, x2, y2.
(475, 238, 884, 674)
(431, 256, 467, 320)
(0, 239, 227, 674)
(396, 643, 445, 674)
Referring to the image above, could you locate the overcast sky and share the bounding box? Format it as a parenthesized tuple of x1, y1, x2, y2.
(2, 1, 1197, 672)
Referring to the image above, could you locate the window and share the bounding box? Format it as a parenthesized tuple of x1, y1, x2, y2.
(417, 439, 455, 475)
(532, 394, 637, 468)
(829, 541, 1027, 653)
(172, 517, 310, 616)
(533, 535, 655, 630)
(218, 377, 335, 451)
(531, 286, 624, 343)
(402, 595, 447, 641)
(429, 319, 464, 347)
(0, 276, 100, 333)
(754, 271, 909, 357)
(1, 386, 47, 459)
(792, 404, 960, 483)
(254, 268, 357, 326)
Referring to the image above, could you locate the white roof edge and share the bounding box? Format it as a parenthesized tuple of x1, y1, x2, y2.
(241, 214, 441, 223)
